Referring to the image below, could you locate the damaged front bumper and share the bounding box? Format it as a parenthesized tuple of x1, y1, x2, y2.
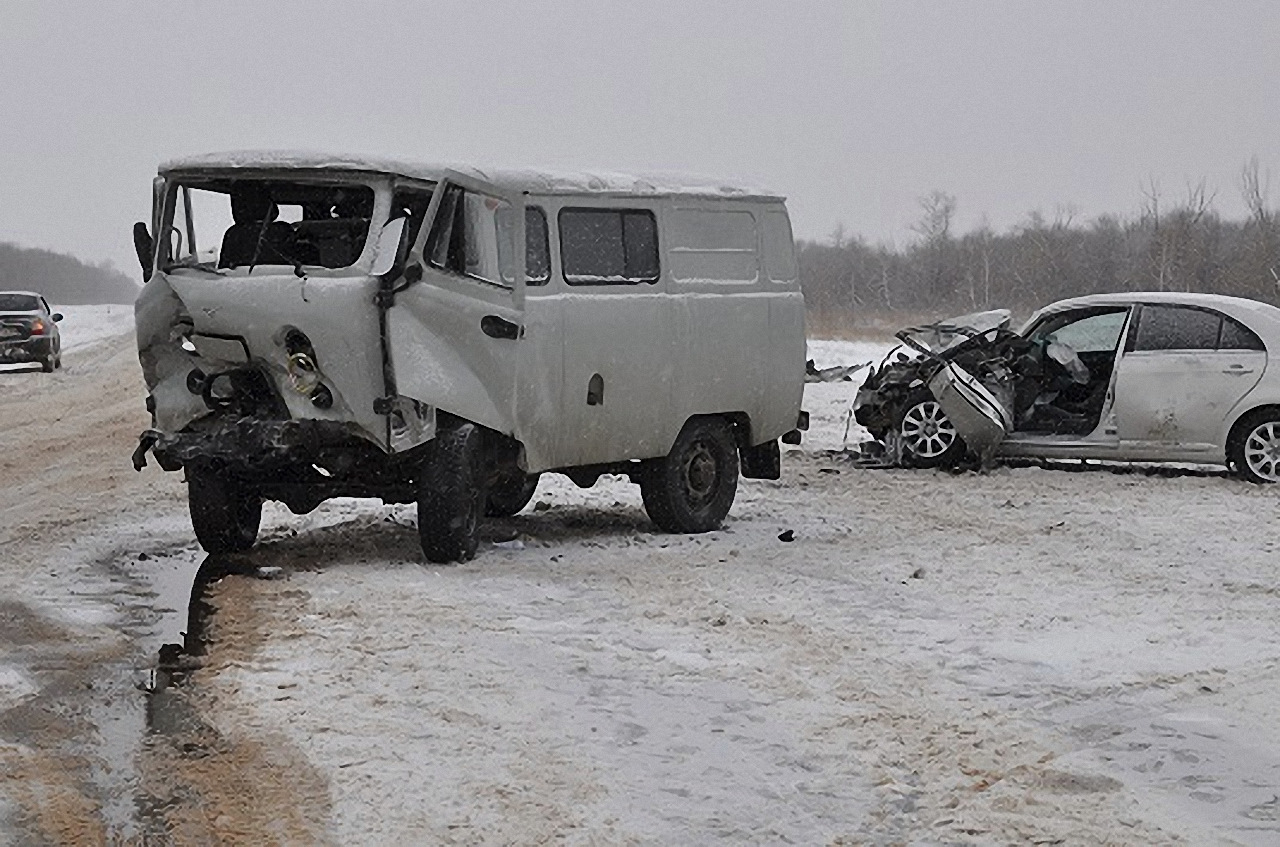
(132, 417, 376, 475)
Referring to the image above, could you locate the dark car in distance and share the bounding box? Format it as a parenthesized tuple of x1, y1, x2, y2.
(0, 291, 63, 371)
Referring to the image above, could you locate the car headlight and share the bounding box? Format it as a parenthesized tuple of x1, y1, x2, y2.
(286, 352, 320, 394)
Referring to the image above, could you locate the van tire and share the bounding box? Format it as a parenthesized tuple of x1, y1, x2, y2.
(486, 471, 540, 517)
(418, 424, 485, 563)
(640, 417, 738, 534)
(188, 466, 262, 553)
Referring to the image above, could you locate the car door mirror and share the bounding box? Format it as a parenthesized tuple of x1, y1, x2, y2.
(133, 222, 154, 282)
(52, 313, 63, 322)
(370, 217, 406, 277)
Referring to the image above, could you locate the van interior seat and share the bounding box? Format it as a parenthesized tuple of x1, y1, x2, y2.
(218, 220, 297, 268)
(293, 218, 369, 267)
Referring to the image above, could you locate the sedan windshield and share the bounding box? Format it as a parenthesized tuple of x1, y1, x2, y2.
(163, 178, 377, 271)
(0, 294, 39, 311)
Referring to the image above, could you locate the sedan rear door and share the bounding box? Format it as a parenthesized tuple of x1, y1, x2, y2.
(1112, 304, 1265, 458)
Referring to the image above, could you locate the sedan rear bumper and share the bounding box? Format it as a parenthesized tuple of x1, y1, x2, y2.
(0, 337, 54, 362)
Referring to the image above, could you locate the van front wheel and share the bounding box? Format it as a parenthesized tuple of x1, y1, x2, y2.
(418, 424, 485, 563)
(187, 466, 262, 553)
(641, 418, 739, 534)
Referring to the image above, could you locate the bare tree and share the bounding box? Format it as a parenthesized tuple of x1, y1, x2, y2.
(1241, 156, 1271, 229)
(912, 191, 958, 302)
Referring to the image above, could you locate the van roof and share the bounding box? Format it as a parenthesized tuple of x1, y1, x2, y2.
(160, 150, 784, 201)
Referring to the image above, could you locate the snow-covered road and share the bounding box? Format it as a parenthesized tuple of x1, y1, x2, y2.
(3, 317, 1280, 844)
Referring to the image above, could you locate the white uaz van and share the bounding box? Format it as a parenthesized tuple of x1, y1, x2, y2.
(132, 152, 806, 561)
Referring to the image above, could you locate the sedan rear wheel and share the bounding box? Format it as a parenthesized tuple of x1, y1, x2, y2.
(1234, 411, 1280, 483)
(897, 390, 965, 468)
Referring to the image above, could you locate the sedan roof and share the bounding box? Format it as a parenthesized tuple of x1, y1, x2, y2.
(1023, 292, 1280, 335)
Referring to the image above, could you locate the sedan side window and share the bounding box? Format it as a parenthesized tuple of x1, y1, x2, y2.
(1042, 310, 1128, 353)
(1219, 315, 1266, 351)
(1131, 305, 1221, 352)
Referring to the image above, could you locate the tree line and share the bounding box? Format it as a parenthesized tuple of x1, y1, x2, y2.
(0, 242, 139, 305)
(799, 160, 1280, 323)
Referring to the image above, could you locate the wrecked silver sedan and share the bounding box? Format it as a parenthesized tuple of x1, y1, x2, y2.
(130, 152, 806, 561)
(855, 293, 1280, 482)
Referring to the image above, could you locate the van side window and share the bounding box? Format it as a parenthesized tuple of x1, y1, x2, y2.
(426, 186, 511, 287)
(668, 209, 758, 282)
(496, 206, 550, 285)
(762, 210, 797, 282)
(559, 208, 659, 285)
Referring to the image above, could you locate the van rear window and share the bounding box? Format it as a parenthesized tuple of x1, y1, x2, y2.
(559, 208, 659, 285)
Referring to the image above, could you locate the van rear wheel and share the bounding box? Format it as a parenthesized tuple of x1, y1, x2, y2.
(418, 424, 486, 563)
(187, 466, 262, 553)
(486, 471, 540, 517)
(640, 418, 738, 534)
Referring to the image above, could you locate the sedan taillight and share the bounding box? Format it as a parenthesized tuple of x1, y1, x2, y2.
(29, 319, 45, 336)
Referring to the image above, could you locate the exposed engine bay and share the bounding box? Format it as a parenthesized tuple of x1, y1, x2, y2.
(853, 309, 1117, 465)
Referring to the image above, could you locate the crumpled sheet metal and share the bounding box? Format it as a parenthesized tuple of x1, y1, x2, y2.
(805, 360, 870, 383)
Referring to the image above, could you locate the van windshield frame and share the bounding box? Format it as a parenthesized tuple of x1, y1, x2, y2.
(158, 173, 385, 274)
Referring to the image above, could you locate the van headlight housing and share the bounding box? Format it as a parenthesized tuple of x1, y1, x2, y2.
(286, 352, 320, 394)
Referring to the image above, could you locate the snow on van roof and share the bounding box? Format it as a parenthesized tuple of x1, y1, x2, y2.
(160, 150, 783, 200)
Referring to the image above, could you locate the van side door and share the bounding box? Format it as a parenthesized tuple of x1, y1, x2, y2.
(553, 201, 673, 466)
(387, 172, 524, 449)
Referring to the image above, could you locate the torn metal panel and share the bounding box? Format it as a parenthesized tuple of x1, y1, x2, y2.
(805, 359, 870, 383)
(927, 363, 1012, 462)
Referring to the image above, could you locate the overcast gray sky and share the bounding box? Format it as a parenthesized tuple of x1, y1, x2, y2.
(2, 1, 1279, 277)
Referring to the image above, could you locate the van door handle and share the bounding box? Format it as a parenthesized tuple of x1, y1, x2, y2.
(481, 315, 521, 340)
(1223, 365, 1254, 375)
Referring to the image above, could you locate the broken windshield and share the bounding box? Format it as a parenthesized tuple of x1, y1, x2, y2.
(162, 178, 377, 272)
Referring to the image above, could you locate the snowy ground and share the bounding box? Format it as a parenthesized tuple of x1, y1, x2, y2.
(3, 323, 1280, 844)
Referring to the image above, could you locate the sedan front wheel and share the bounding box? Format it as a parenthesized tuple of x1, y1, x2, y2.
(896, 390, 966, 468)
